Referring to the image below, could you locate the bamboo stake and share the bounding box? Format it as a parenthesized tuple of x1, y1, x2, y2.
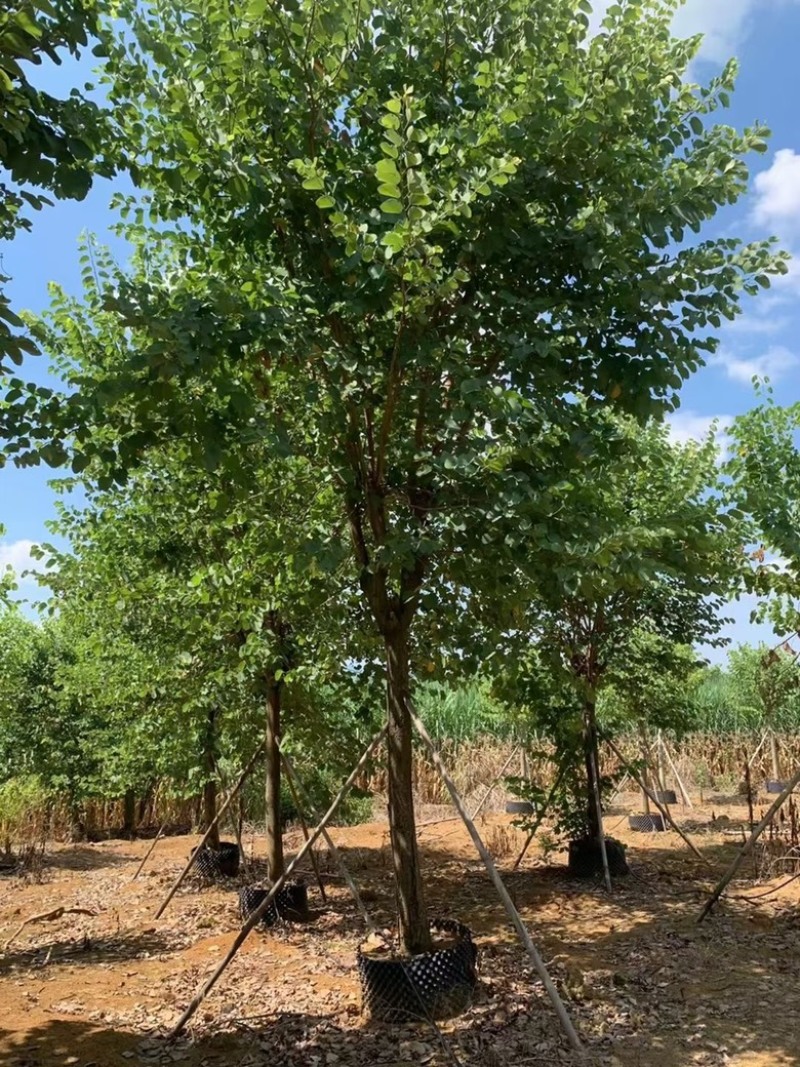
(280, 749, 376, 933)
(168, 727, 387, 1039)
(418, 747, 520, 829)
(659, 737, 693, 808)
(604, 737, 706, 863)
(154, 735, 267, 920)
(4, 906, 97, 951)
(131, 821, 167, 882)
(410, 708, 584, 1055)
(747, 731, 769, 769)
(511, 761, 568, 872)
(609, 771, 631, 806)
(471, 746, 519, 820)
(279, 754, 327, 904)
(698, 764, 800, 922)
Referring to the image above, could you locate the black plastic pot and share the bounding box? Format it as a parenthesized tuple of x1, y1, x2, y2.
(505, 800, 535, 816)
(191, 840, 240, 880)
(567, 837, 629, 878)
(766, 780, 788, 795)
(628, 813, 665, 833)
(358, 918, 478, 1023)
(238, 881, 309, 927)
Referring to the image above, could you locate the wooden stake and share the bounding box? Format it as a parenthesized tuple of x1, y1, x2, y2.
(168, 727, 387, 1039)
(511, 761, 568, 872)
(659, 737, 693, 808)
(280, 749, 376, 933)
(154, 735, 267, 920)
(698, 764, 800, 922)
(410, 708, 583, 1054)
(4, 906, 96, 951)
(131, 822, 167, 881)
(604, 737, 706, 863)
(471, 746, 519, 821)
(747, 731, 769, 769)
(279, 753, 327, 904)
(609, 771, 631, 806)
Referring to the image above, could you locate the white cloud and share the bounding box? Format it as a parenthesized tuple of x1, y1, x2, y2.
(590, 0, 799, 65)
(752, 150, 800, 233)
(666, 410, 732, 445)
(725, 314, 790, 337)
(672, 0, 758, 64)
(0, 540, 41, 584)
(666, 411, 733, 458)
(717, 344, 799, 385)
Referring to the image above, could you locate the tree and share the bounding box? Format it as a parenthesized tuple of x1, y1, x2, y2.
(496, 416, 747, 844)
(728, 395, 800, 636)
(0, 0, 113, 367)
(3, 0, 785, 952)
(38, 435, 362, 867)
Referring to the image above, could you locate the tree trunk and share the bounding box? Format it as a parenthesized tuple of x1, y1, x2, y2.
(385, 627, 433, 955)
(122, 790, 137, 838)
(656, 734, 668, 792)
(638, 722, 651, 815)
(770, 729, 782, 782)
(265, 683, 284, 883)
(583, 701, 602, 840)
(200, 708, 220, 848)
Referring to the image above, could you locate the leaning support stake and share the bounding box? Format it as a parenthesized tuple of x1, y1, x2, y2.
(154, 734, 267, 920)
(604, 737, 706, 864)
(279, 749, 378, 929)
(512, 762, 568, 872)
(131, 821, 167, 882)
(698, 765, 800, 923)
(471, 746, 519, 821)
(168, 726, 387, 1039)
(410, 707, 584, 1055)
(659, 737, 693, 808)
(279, 753, 328, 905)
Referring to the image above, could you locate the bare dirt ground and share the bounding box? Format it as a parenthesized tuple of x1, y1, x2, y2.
(2, 793, 799, 1067)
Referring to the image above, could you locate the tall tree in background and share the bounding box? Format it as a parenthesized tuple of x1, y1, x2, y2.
(3, 0, 786, 952)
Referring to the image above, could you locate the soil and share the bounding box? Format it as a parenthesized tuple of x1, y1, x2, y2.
(1, 793, 800, 1067)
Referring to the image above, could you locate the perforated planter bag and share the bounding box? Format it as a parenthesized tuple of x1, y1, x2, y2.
(568, 836, 629, 878)
(192, 841, 240, 881)
(238, 881, 309, 927)
(358, 918, 478, 1023)
(628, 813, 665, 833)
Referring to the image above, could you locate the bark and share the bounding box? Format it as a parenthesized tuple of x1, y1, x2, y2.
(770, 729, 782, 782)
(385, 625, 432, 954)
(638, 722, 652, 815)
(583, 700, 602, 840)
(202, 780, 220, 849)
(265, 682, 284, 883)
(200, 708, 220, 849)
(123, 790, 137, 838)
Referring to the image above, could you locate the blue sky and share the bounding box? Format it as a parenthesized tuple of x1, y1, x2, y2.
(2, 0, 800, 663)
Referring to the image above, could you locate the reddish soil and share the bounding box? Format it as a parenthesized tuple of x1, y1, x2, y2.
(1, 795, 799, 1067)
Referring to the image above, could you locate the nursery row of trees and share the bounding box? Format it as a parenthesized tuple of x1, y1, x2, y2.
(2, 0, 800, 952)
